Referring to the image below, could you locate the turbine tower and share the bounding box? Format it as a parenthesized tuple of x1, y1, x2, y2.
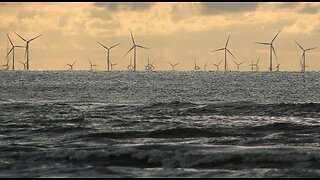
(88, 59, 98, 71)
(67, 60, 77, 70)
(295, 41, 317, 72)
(14, 32, 42, 70)
(232, 60, 244, 71)
(255, 30, 281, 72)
(97, 41, 119, 71)
(6, 34, 24, 71)
(168, 61, 179, 71)
(213, 59, 223, 71)
(204, 60, 208, 71)
(124, 29, 149, 71)
(211, 35, 236, 72)
(194, 58, 200, 71)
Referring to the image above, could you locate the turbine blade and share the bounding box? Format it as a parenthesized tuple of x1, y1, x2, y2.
(295, 41, 304, 51)
(271, 30, 281, 43)
(256, 57, 260, 64)
(29, 34, 42, 42)
(211, 48, 224, 52)
(97, 41, 108, 49)
(272, 46, 278, 60)
(14, 32, 27, 42)
(72, 60, 77, 66)
(124, 46, 134, 57)
(168, 62, 173, 67)
(174, 63, 179, 66)
(15, 46, 25, 48)
(136, 45, 149, 50)
(109, 43, 120, 50)
(226, 49, 236, 59)
(239, 62, 244, 65)
(5, 47, 14, 58)
(225, 34, 230, 47)
(305, 47, 317, 51)
(218, 59, 223, 65)
(88, 59, 92, 65)
(255, 42, 270, 45)
(130, 29, 135, 45)
(7, 34, 14, 46)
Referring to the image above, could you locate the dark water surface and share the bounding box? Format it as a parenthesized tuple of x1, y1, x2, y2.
(0, 71, 320, 177)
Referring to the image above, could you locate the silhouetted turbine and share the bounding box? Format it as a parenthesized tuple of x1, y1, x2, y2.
(124, 29, 149, 71)
(88, 58, 98, 71)
(168, 61, 179, 71)
(97, 41, 119, 72)
(14, 32, 42, 70)
(211, 35, 236, 72)
(194, 58, 200, 71)
(6, 33, 24, 71)
(232, 59, 244, 71)
(295, 41, 317, 72)
(255, 30, 281, 72)
(67, 60, 77, 70)
(213, 59, 223, 71)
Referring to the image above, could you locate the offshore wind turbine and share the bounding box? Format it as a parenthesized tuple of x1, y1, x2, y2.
(211, 35, 236, 72)
(254, 58, 260, 71)
(67, 60, 77, 70)
(19, 61, 27, 70)
(255, 30, 281, 72)
(212, 59, 223, 71)
(97, 41, 119, 71)
(168, 61, 179, 71)
(88, 59, 98, 71)
(276, 63, 280, 71)
(295, 41, 317, 72)
(249, 60, 255, 72)
(14, 32, 42, 70)
(124, 29, 149, 71)
(145, 57, 155, 71)
(127, 57, 134, 71)
(194, 58, 200, 71)
(109, 60, 117, 71)
(6, 34, 24, 71)
(232, 60, 244, 71)
(204, 60, 208, 71)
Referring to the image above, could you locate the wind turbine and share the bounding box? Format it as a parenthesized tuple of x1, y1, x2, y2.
(67, 60, 77, 70)
(232, 60, 244, 71)
(255, 30, 281, 72)
(249, 60, 255, 72)
(168, 61, 179, 71)
(124, 29, 149, 71)
(19, 61, 27, 70)
(204, 60, 208, 71)
(109, 60, 117, 71)
(14, 32, 42, 70)
(145, 57, 155, 71)
(127, 57, 134, 71)
(295, 41, 317, 72)
(88, 59, 98, 71)
(212, 59, 223, 71)
(211, 35, 236, 72)
(6, 34, 24, 71)
(97, 41, 119, 72)
(276, 63, 280, 71)
(254, 58, 260, 71)
(194, 58, 200, 71)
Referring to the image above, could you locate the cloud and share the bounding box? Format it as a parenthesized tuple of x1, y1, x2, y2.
(199, 2, 260, 15)
(94, 2, 154, 12)
(298, 4, 319, 14)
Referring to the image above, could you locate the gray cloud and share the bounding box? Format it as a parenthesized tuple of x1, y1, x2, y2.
(94, 2, 154, 11)
(200, 2, 260, 15)
(298, 4, 319, 14)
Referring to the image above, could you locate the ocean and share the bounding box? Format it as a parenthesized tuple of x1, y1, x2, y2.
(0, 71, 320, 177)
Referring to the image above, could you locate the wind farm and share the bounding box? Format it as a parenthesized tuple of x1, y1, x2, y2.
(2, 2, 320, 179)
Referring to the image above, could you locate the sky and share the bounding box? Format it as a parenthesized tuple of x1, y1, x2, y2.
(1, 2, 320, 71)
